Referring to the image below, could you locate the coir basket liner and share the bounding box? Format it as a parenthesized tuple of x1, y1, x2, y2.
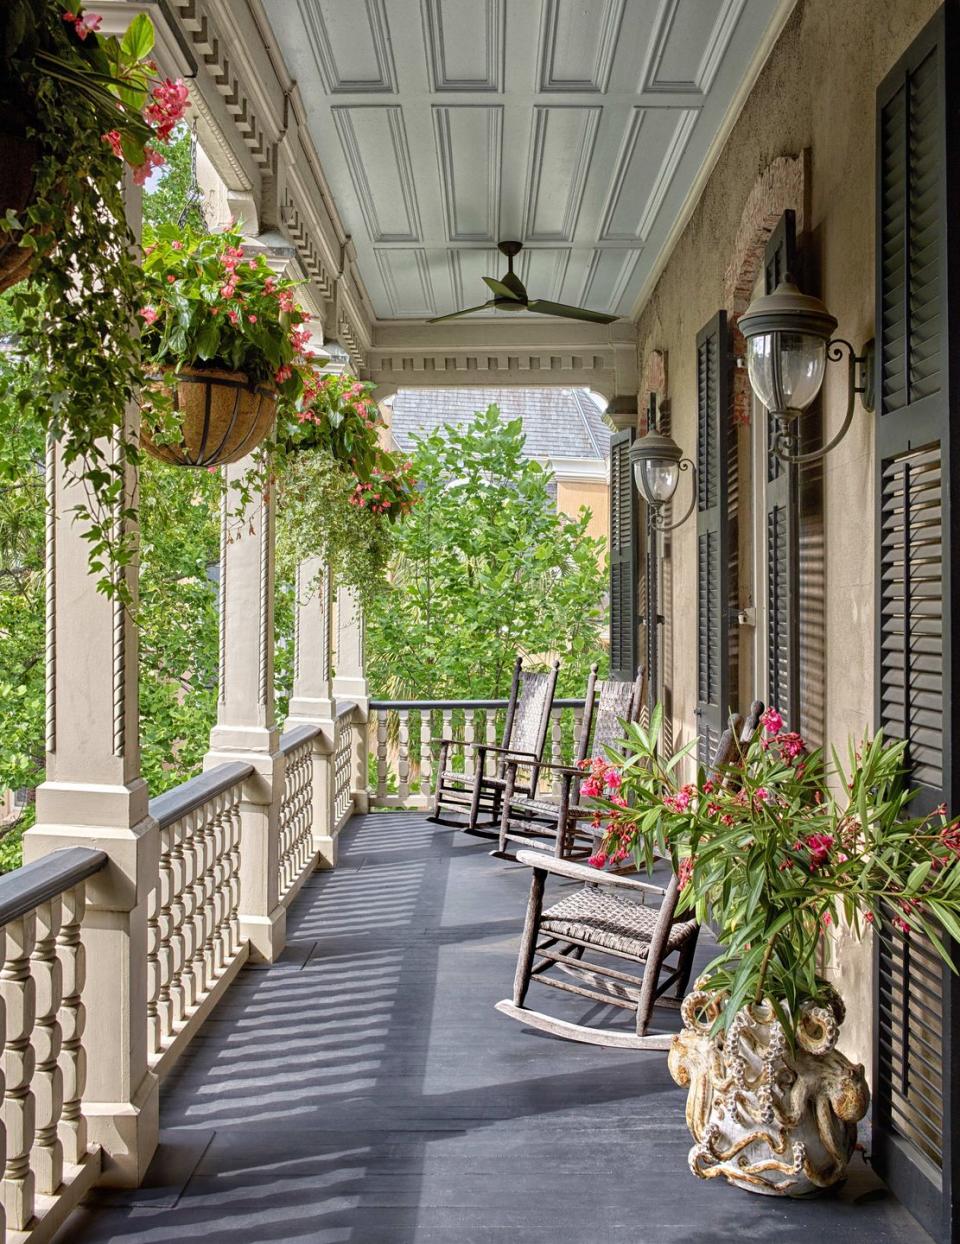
(141, 366, 277, 467)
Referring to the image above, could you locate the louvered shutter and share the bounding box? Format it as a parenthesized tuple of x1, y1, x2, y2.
(609, 428, 638, 679)
(762, 212, 801, 729)
(695, 312, 731, 765)
(874, 11, 959, 1240)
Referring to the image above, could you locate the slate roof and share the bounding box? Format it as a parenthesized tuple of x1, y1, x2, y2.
(387, 387, 609, 461)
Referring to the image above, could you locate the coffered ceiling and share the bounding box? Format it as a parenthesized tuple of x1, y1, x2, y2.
(261, 0, 787, 325)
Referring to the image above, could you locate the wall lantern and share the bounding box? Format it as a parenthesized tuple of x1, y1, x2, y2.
(629, 426, 696, 532)
(738, 274, 875, 463)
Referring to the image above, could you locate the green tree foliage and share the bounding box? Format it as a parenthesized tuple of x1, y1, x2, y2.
(366, 405, 608, 700)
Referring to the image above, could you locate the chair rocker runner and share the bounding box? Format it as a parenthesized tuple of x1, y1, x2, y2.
(492, 668, 646, 861)
(428, 657, 560, 835)
(495, 701, 763, 1050)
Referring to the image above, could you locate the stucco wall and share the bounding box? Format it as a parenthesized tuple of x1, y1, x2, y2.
(557, 479, 609, 544)
(634, 0, 942, 1071)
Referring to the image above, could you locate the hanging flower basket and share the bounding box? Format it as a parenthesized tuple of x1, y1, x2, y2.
(141, 367, 277, 467)
(0, 135, 40, 292)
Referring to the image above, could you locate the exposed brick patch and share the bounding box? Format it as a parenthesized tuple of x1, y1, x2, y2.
(723, 154, 806, 427)
(640, 349, 668, 432)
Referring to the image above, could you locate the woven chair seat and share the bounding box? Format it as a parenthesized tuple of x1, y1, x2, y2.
(438, 769, 472, 784)
(514, 796, 561, 817)
(541, 888, 697, 959)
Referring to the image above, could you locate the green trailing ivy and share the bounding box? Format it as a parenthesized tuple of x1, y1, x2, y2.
(1, 2, 190, 595)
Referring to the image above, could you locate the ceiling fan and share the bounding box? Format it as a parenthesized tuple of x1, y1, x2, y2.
(427, 240, 618, 325)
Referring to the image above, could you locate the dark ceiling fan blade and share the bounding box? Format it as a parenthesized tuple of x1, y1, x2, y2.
(526, 299, 618, 324)
(482, 275, 525, 302)
(426, 300, 498, 323)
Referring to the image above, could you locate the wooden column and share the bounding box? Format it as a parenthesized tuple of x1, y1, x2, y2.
(286, 558, 338, 868)
(204, 459, 286, 962)
(26, 405, 160, 1187)
(333, 585, 370, 814)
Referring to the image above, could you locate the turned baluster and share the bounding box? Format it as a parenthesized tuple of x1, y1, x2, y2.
(398, 710, 410, 803)
(463, 711, 476, 779)
(56, 885, 87, 1167)
(30, 899, 63, 1195)
(2, 915, 35, 1229)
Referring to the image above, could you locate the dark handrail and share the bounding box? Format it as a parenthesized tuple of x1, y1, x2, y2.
(335, 700, 358, 720)
(0, 847, 107, 928)
(280, 723, 323, 755)
(368, 698, 587, 711)
(150, 761, 254, 830)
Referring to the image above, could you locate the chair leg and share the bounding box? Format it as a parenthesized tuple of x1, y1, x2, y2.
(467, 765, 485, 830)
(513, 868, 546, 1008)
(497, 767, 516, 855)
(674, 930, 700, 1000)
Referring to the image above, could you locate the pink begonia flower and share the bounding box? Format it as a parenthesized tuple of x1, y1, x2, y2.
(227, 310, 240, 325)
(248, 314, 258, 323)
(139, 306, 159, 325)
(275, 365, 292, 384)
(64, 11, 102, 39)
(220, 284, 236, 299)
(101, 130, 123, 160)
(132, 147, 165, 186)
(144, 78, 190, 142)
(166, 274, 176, 283)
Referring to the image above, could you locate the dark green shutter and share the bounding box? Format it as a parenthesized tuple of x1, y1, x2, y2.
(763, 211, 801, 728)
(695, 312, 731, 765)
(609, 427, 638, 679)
(874, 9, 959, 1240)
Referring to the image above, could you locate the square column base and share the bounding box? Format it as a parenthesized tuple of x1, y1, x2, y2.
(239, 906, 287, 964)
(83, 1068, 160, 1188)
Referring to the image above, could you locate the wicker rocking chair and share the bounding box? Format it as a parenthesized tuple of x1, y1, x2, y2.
(492, 668, 647, 861)
(428, 657, 560, 834)
(495, 702, 763, 1050)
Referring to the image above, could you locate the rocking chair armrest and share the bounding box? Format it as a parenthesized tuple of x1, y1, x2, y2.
(478, 744, 540, 761)
(514, 850, 667, 897)
(431, 736, 468, 748)
(513, 759, 583, 778)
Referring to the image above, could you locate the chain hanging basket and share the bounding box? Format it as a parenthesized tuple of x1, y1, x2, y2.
(0, 136, 40, 293)
(141, 366, 277, 467)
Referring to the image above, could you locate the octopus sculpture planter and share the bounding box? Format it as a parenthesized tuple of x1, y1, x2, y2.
(668, 990, 869, 1196)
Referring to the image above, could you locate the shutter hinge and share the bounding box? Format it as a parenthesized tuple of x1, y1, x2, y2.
(733, 606, 756, 627)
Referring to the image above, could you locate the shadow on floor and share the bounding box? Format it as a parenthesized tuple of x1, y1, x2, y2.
(55, 811, 932, 1244)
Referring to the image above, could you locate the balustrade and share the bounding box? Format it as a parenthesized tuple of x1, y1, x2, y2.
(0, 848, 106, 1238)
(146, 764, 249, 1075)
(367, 699, 586, 809)
(277, 725, 322, 903)
(333, 707, 357, 834)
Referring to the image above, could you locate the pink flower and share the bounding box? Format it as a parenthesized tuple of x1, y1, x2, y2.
(893, 915, 911, 936)
(101, 130, 123, 160)
(864, 911, 875, 924)
(805, 832, 834, 871)
(755, 787, 770, 803)
(677, 857, 694, 891)
(171, 240, 183, 251)
(275, 365, 293, 384)
(139, 306, 159, 325)
(248, 314, 258, 323)
(227, 310, 240, 325)
(166, 274, 176, 283)
(822, 912, 832, 926)
(580, 779, 601, 798)
(65, 10, 102, 39)
(132, 146, 165, 186)
(606, 770, 622, 791)
(588, 852, 607, 870)
(144, 78, 190, 142)
(779, 731, 806, 761)
(761, 707, 783, 735)
(220, 284, 236, 299)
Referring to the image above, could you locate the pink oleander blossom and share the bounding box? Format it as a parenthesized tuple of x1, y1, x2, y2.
(761, 707, 783, 735)
(588, 852, 607, 870)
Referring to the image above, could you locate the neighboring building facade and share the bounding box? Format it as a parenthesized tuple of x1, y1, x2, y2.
(618, 2, 955, 1238)
(384, 386, 610, 545)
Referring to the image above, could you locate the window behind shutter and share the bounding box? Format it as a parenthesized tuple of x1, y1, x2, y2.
(609, 427, 638, 680)
(874, 11, 959, 1240)
(763, 211, 801, 729)
(695, 312, 731, 765)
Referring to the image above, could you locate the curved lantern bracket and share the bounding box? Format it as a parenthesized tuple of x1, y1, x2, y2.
(771, 338, 875, 465)
(648, 459, 697, 533)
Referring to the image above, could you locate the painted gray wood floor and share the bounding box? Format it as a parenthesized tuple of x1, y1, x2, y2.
(57, 811, 933, 1244)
